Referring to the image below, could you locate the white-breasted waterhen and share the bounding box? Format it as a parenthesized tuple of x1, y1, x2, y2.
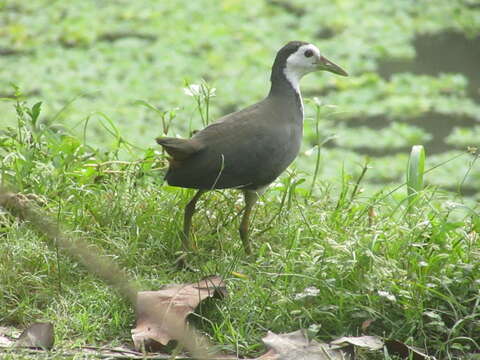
(157, 41, 347, 254)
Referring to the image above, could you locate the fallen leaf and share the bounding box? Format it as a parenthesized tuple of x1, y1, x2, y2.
(15, 322, 54, 350)
(80, 345, 237, 359)
(0, 337, 11, 347)
(385, 339, 435, 360)
(255, 348, 277, 359)
(256, 330, 349, 360)
(0, 326, 19, 347)
(0, 335, 13, 347)
(331, 335, 383, 351)
(132, 275, 226, 352)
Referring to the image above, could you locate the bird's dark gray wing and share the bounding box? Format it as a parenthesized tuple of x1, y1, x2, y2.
(163, 99, 301, 190)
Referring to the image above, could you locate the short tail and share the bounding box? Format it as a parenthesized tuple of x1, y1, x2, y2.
(156, 137, 204, 161)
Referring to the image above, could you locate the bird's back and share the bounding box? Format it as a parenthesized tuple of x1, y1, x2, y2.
(161, 96, 303, 190)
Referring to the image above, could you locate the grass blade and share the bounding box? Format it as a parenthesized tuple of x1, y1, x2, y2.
(406, 145, 425, 207)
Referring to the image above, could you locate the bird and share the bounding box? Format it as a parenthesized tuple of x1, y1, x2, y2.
(157, 41, 347, 254)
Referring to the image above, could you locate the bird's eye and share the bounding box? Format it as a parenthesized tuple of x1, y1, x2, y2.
(304, 49, 313, 57)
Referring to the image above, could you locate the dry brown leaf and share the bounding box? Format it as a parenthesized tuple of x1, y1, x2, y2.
(80, 345, 237, 359)
(0, 336, 12, 347)
(256, 330, 350, 360)
(384, 339, 434, 360)
(15, 322, 54, 350)
(132, 275, 227, 352)
(0, 326, 20, 347)
(1, 342, 239, 359)
(255, 348, 277, 360)
(331, 335, 383, 351)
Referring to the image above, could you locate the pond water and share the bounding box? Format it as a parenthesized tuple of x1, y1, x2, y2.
(317, 31, 479, 196)
(377, 31, 480, 155)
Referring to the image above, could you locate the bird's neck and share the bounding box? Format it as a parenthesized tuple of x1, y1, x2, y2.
(268, 69, 304, 118)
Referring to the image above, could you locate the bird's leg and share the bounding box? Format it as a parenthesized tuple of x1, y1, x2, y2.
(183, 189, 205, 250)
(239, 190, 259, 255)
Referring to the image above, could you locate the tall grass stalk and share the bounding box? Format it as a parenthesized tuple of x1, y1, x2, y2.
(308, 98, 335, 199)
(184, 80, 216, 128)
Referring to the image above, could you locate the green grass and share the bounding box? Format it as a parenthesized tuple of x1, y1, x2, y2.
(1, 96, 479, 359)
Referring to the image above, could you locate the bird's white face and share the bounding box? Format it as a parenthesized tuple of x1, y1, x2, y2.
(284, 43, 347, 92)
(284, 44, 321, 91)
(286, 44, 322, 77)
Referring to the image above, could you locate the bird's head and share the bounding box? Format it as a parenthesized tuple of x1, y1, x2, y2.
(271, 41, 347, 89)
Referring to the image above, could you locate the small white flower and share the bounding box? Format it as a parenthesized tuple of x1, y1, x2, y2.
(294, 286, 320, 300)
(183, 84, 216, 97)
(305, 146, 317, 156)
(378, 290, 396, 302)
(183, 84, 202, 97)
(312, 97, 322, 106)
(443, 201, 461, 210)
